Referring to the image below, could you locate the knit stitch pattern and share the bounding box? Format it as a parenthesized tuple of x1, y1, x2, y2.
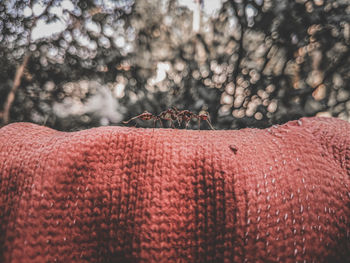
(0, 117, 349, 262)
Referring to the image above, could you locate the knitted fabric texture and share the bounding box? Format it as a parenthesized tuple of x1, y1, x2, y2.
(0, 117, 349, 262)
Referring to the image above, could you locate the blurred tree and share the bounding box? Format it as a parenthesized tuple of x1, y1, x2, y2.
(0, 0, 349, 130)
(217, 0, 350, 128)
(0, 0, 134, 129)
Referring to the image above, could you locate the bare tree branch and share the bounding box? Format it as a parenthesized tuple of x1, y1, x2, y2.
(1, 54, 30, 124)
(0, 0, 55, 125)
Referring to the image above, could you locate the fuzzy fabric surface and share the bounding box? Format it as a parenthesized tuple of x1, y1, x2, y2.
(0, 117, 349, 262)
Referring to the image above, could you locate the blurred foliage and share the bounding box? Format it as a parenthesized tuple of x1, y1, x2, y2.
(0, 0, 350, 130)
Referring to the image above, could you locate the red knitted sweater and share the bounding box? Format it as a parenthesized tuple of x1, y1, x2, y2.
(0, 117, 349, 262)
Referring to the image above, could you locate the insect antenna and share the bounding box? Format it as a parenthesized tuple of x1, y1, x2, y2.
(206, 118, 215, 130)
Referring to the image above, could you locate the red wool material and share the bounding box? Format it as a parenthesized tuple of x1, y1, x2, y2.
(0, 117, 349, 262)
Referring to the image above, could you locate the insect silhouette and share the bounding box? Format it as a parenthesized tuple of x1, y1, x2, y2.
(229, 145, 238, 154)
(123, 108, 215, 130)
(122, 111, 162, 127)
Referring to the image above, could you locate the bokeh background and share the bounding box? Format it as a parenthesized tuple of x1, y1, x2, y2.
(1, 0, 349, 131)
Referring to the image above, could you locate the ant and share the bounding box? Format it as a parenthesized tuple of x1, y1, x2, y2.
(157, 108, 178, 128)
(122, 111, 162, 127)
(171, 107, 215, 130)
(123, 107, 215, 130)
(122, 109, 177, 128)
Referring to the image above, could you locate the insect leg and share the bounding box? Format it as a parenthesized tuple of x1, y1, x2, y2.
(122, 115, 140, 124)
(206, 119, 215, 130)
